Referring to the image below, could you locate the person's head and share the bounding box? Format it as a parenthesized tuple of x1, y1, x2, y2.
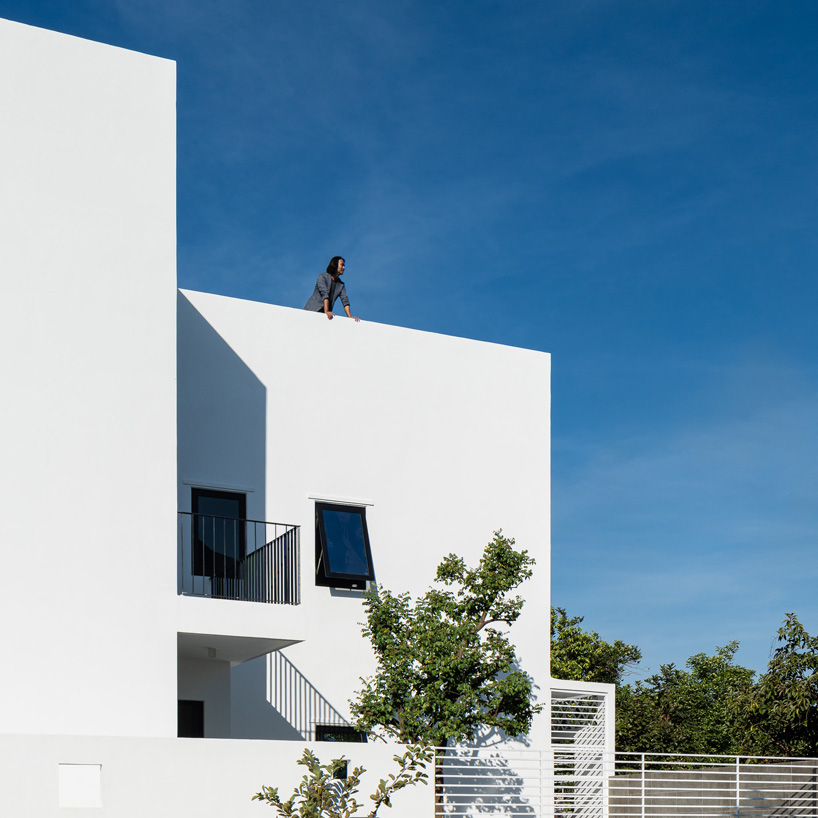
(327, 256, 345, 276)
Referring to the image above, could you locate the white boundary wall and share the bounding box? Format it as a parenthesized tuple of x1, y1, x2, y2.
(0, 734, 431, 817)
(0, 18, 177, 737)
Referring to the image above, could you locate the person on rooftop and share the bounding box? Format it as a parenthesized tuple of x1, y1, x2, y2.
(303, 256, 360, 321)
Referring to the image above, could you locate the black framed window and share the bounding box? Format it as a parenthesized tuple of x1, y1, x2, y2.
(316, 724, 367, 743)
(192, 488, 246, 579)
(315, 502, 374, 590)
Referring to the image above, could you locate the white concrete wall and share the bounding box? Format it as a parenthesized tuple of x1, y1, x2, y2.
(177, 658, 232, 738)
(0, 19, 177, 737)
(177, 292, 552, 746)
(0, 733, 432, 817)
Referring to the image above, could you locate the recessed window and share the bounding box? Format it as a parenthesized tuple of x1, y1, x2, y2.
(315, 502, 374, 590)
(316, 724, 367, 743)
(178, 700, 205, 738)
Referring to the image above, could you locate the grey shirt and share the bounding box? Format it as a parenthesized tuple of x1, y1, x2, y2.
(303, 272, 350, 313)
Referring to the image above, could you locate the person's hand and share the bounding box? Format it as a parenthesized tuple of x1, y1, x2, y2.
(326, 311, 334, 320)
(352, 315, 360, 322)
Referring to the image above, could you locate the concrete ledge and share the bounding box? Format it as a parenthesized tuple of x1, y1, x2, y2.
(177, 594, 305, 664)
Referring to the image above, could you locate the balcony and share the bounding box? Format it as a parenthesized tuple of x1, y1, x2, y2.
(178, 512, 300, 605)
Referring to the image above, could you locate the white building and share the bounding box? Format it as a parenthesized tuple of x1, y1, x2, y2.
(0, 17, 612, 816)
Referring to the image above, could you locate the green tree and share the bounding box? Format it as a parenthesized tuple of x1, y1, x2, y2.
(253, 745, 431, 817)
(552, 609, 818, 757)
(550, 606, 642, 685)
(741, 613, 818, 757)
(351, 531, 540, 746)
(616, 643, 756, 755)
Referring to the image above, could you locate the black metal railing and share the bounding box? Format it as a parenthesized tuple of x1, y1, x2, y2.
(178, 512, 300, 604)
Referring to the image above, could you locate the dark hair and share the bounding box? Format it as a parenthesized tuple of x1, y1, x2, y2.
(326, 256, 345, 275)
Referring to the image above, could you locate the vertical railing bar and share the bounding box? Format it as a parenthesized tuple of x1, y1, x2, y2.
(199, 513, 203, 597)
(193, 513, 198, 596)
(273, 523, 276, 604)
(641, 752, 645, 818)
(258, 520, 261, 602)
(193, 513, 197, 597)
(178, 513, 183, 595)
(211, 516, 216, 597)
(736, 755, 740, 818)
(195, 514, 199, 596)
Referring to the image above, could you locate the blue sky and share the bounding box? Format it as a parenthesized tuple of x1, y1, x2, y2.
(6, 0, 817, 680)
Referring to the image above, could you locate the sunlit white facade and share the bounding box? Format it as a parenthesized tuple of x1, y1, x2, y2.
(0, 17, 612, 816)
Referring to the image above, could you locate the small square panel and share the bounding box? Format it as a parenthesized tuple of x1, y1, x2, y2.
(58, 763, 102, 808)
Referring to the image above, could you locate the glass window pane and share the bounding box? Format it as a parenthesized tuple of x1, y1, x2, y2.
(195, 515, 240, 557)
(195, 495, 242, 519)
(322, 509, 369, 575)
(191, 489, 246, 580)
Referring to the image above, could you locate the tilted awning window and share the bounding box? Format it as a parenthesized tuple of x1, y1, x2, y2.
(315, 502, 374, 590)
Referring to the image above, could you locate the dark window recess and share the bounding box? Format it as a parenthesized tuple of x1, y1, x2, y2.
(178, 700, 204, 738)
(315, 502, 374, 590)
(315, 724, 368, 743)
(191, 488, 246, 579)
